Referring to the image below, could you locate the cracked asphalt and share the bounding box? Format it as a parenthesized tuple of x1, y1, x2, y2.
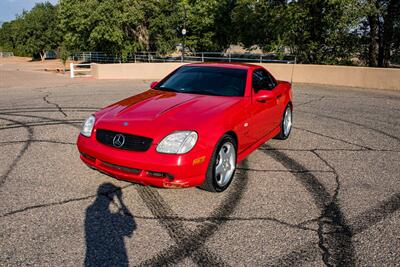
(0, 62, 400, 266)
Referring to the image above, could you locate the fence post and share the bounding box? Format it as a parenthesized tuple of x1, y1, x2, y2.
(260, 55, 262, 63)
(229, 53, 231, 62)
(70, 63, 74, 79)
(202, 53, 204, 62)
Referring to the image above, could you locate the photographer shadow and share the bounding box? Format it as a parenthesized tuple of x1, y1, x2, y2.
(84, 183, 136, 267)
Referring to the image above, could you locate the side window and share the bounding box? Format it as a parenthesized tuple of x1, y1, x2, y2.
(266, 72, 277, 89)
(252, 69, 267, 92)
(252, 69, 276, 92)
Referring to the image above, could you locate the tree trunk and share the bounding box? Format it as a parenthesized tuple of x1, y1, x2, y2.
(368, 13, 379, 67)
(378, 18, 385, 67)
(39, 51, 46, 61)
(383, 0, 400, 67)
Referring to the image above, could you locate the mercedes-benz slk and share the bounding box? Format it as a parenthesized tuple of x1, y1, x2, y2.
(77, 63, 293, 192)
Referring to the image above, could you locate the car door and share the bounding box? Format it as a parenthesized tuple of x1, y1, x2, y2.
(247, 68, 279, 142)
(264, 70, 286, 126)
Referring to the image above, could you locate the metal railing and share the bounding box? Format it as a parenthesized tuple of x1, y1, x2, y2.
(70, 51, 296, 64)
(70, 63, 92, 79)
(0, 52, 14, 57)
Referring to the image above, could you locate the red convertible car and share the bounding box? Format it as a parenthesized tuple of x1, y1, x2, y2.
(77, 63, 292, 192)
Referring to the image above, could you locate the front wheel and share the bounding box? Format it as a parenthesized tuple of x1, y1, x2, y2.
(199, 135, 237, 192)
(275, 104, 292, 140)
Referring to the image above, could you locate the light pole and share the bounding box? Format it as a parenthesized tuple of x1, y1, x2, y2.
(182, 28, 187, 62)
(181, 6, 187, 62)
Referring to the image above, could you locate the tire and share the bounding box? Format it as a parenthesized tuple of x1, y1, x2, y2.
(275, 104, 293, 140)
(199, 134, 237, 192)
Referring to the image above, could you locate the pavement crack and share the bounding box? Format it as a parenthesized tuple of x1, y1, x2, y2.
(237, 167, 334, 173)
(311, 150, 340, 199)
(0, 106, 99, 113)
(136, 160, 250, 266)
(0, 139, 75, 146)
(43, 93, 68, 117)
(0, 113, 83, 130)
(135, 187, 228, 267)
(293, 127, 373, 150)
(0, 119, 82, 131)
(312, 150, 354, 267)
(268, 191, 400, 266)
(0, 184, 134, 218)
(259, 147, 400, 153)
(264, 146, 355, 266)
(348, 192, 400, 235)
(132, 215, 318, 232)
(0, 116, 33, 188)
(296, 96, 326, 107)
(298, 110, 400, 143)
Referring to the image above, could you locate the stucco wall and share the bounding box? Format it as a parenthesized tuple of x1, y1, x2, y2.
(91, 63, 400, 91)
(91, 63, 185, 80)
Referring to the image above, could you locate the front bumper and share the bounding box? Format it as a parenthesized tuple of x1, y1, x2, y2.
(77, 134, 209, 188)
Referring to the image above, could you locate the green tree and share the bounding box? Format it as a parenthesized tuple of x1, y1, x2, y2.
(0, 17, 29, 56)
(185, 0, 238, 51)
(282, 0, 362, 64)
(232, 0, 287, 51)
(0, 22, 14, 52)
(147, 0, 181, 55)
(59, 44, 69, 73)
(1, 0, 399, 66)
(59, 0, 149, 56)
(21, 2, 61, 60)
(363, 0, 400, 67)
(392, 8, 400, 65)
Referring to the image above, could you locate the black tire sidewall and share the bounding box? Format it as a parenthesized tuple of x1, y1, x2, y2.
(209, 135, 237, 192)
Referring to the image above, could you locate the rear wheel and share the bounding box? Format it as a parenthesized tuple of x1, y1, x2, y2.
(199, 135, 237, 192)
(275, 104, 292, 140)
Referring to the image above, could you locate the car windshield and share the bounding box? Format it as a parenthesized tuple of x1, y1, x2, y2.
(154, 66, 247, 96)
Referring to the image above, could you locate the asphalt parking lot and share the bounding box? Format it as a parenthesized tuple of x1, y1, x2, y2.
(0, 62, 399, 266)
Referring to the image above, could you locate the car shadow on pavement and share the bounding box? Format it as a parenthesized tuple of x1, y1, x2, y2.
(84, 183, 136, 267)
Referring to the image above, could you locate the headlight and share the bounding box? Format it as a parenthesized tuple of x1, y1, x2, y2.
(156, 131, 198, 154)
(81, 115, 95, 137)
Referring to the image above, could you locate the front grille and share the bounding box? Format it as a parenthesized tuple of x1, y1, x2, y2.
(96, 129, 153, 151)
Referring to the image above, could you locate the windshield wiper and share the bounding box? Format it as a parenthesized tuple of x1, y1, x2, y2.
(155, 87, 180, 93)
(184, 90, 223, 96)
(157, 87, 224, 96)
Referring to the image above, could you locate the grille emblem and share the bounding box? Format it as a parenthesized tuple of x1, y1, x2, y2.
(112, 134, 125, 148)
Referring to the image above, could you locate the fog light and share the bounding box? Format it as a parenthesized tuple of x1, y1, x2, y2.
(147, 171, 174, 180)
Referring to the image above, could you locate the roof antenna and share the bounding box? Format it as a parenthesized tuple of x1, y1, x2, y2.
(290, 56, 296, 85)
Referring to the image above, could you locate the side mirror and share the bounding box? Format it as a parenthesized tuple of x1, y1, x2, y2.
(255, 90, 275, 103)
(150, 81, 159, 89)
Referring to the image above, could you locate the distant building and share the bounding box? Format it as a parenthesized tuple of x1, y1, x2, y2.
(225, 45, 263, 54)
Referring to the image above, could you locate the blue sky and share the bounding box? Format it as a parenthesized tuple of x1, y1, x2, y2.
(0, 0, 58, 22)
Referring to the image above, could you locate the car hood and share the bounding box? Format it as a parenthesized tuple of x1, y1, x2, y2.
(95, 89, 242, 138)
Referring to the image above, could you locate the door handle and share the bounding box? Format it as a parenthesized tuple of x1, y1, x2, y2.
(276, 94, 282, 99)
